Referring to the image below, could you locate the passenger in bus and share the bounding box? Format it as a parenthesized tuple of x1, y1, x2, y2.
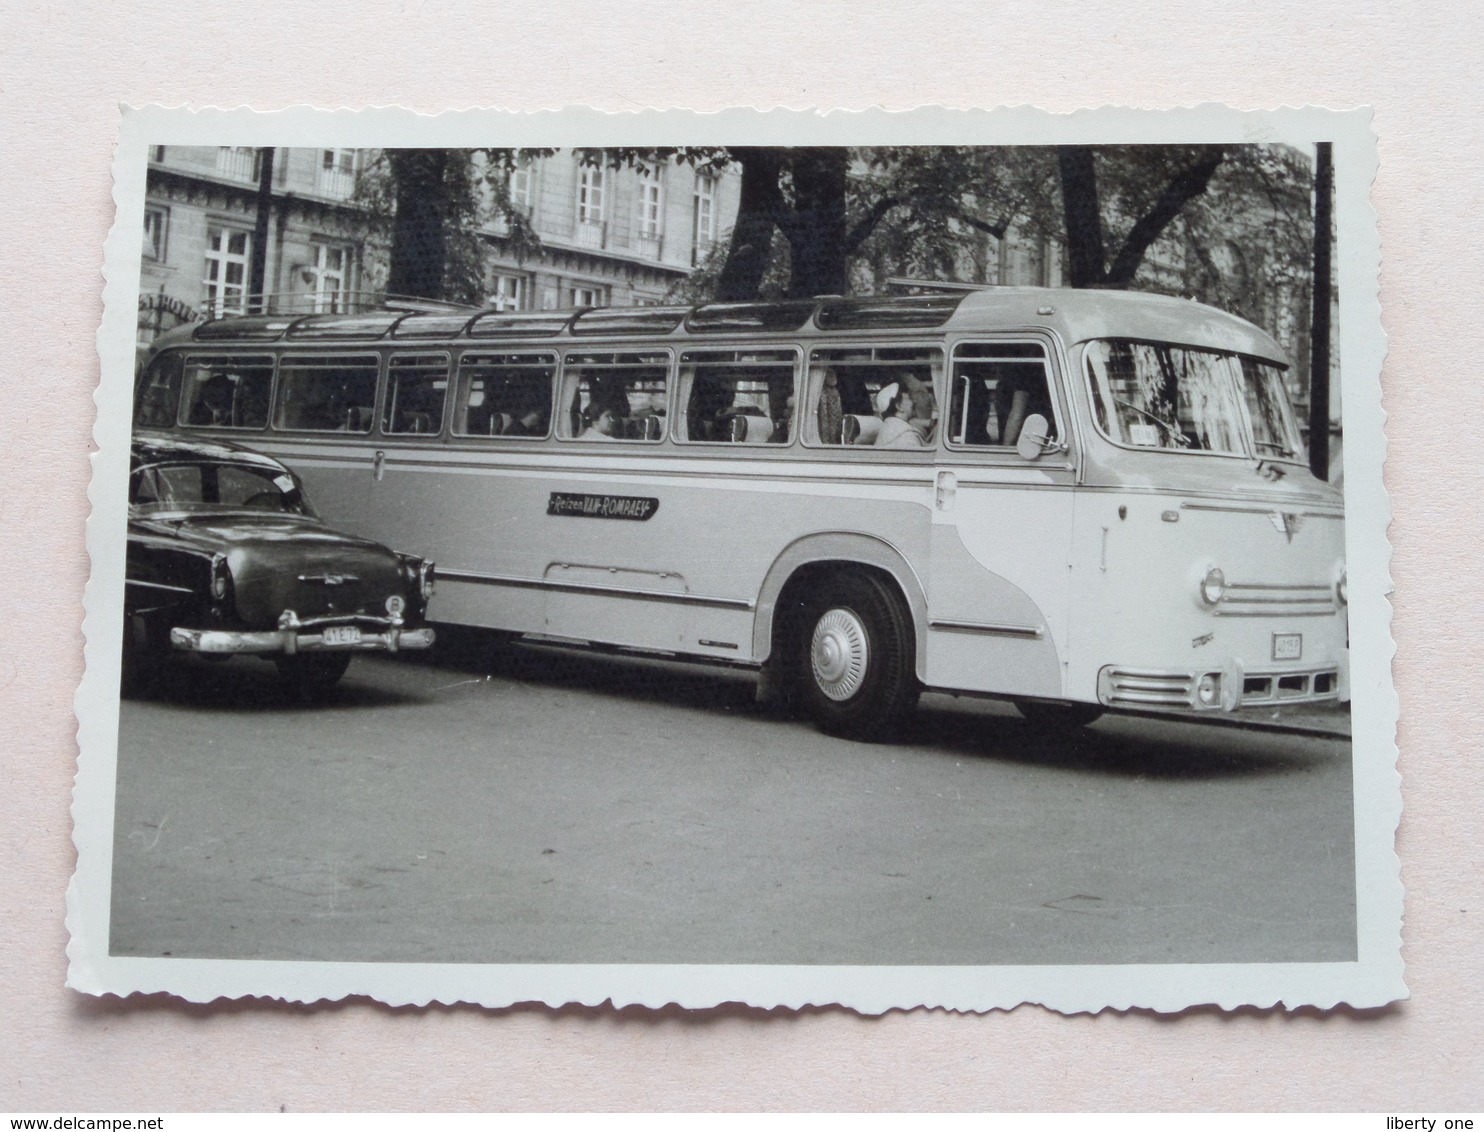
(579, 404, 622, 440)
(873, 383, 928, 448)
(505, 407, 547, 436)
(995, 368, 1054, 447)
(190, 375, 235, 426)
(816, 369, 843, 444)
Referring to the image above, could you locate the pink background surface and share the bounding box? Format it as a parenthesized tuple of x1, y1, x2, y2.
(3, 0, 1479, 1110)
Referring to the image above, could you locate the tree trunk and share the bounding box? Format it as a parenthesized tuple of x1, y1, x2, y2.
(386, 150, 450, 300)
(1058, 147, 1106, 287)
(781, 148, 849, 298)
(715, 148, 785, 301)
(1104, 146, 1226, 286)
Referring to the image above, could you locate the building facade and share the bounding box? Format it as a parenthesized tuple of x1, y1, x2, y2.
(136, 146, 741, 348)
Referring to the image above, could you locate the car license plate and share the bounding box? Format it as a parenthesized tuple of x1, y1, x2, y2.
(322, 625, 361, 647)
(1272, 632, 1303, 661)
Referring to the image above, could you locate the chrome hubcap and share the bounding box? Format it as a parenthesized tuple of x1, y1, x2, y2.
(810, 608, 869, 701)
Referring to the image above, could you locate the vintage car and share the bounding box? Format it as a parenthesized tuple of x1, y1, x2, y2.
(123, 432, 435, 694)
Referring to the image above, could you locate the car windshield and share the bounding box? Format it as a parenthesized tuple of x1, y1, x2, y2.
(130, 460, 315, 517)
(1085, 339, 1253, 456)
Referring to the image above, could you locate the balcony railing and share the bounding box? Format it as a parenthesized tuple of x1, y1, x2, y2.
(576, 221, 606, 249)
(317, 167, 356, 199)
(216, 147, 259, 182)
(635, 233, 663, 260)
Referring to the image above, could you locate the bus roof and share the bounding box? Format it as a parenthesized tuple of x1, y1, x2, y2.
(153, 287, 1287, 365)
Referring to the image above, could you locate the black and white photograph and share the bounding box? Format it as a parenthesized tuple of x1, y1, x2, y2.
(69, 106, 1399, 1012)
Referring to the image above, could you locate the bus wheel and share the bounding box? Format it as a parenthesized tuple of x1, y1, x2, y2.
(275, 652, 352, 699)
(797, 570, 918, 740)
(1014, 700, 1104, 730)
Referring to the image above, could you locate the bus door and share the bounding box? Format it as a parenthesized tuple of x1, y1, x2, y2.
(925, 340, 1076, 699)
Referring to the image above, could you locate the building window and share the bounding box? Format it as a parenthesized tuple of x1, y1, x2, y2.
(216, 146, 260, 182)
(204, 227, 252, 317)
(635, 169, 664, 241)
(489, 273, 527, 312)
(572, 285, 603, 308)
(692, 173, 716, 263)
(150, 146, 166, 163)
(310, 242, 355, 313)
(318, 149, 357, 199)
(509, 165, 533, 213)
(143, 206, 168, 262)
(577, 166, 605, 224)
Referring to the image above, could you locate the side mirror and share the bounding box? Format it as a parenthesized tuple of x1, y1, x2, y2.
(1016, 413, 1055, 461)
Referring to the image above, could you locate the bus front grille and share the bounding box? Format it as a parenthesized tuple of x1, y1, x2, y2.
(1097, 669, 1194, 707)
(1215, 582, 1336, 618)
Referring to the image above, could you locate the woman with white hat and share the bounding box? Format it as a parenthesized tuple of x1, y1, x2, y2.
(873, 382, 927, 448)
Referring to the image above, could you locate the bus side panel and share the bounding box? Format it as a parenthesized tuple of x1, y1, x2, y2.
(921, 525, 1063, 696)
(924, 476, 1075, 699)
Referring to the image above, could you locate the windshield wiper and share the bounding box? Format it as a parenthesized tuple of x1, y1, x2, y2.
(1113, 398, 1189, 447)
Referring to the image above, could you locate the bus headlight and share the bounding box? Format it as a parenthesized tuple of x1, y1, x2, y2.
(1198, 566, 1226, 607)
(1336, 569, 1348, 606)
(418, 560, 436, 602)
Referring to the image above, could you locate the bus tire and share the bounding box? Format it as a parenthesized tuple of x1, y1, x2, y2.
(796, 569, 919, 740)
(1015, 700, 1104, 730)
(275, 652, 352, 699)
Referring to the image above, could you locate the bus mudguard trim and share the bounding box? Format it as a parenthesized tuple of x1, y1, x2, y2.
(753, 532, 930, 682)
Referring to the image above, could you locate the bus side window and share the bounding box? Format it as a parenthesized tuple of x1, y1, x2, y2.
(557, 352, 669, 442)
(274, 354, 380, 434)
(453, 354, 555, 438)
(808, 347, 940, 447)
(135, 352, 184, 428)
(948, 344, 1056, 449)
(679, 349, 796, 444)
(180, 355, 274, 430)
(383, 354, 450, 435)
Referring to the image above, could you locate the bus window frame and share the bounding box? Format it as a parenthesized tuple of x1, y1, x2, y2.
(449, 349, 560, 442)
(943, 337, 1071, 461)
(801, 342, 944, 455)
(555, 347, 675, 445)
(272, 350, 385, 437)
(176, 351, 277, 434)
(382, 351, 453, 439)
(673, 345, 802, 448)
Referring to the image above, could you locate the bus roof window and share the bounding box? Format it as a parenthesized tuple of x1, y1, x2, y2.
(815, 294, 964, 331)
(192, 316, 296, 342)
(468, 311, 573, 338)
(286, 312, 401, 340)
(685, 301, 817, 335)
(392, 312, 480, 339)
(571, 307, 689, 336)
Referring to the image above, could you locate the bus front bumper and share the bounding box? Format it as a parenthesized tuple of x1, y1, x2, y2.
(1097, 660, 1347, 712)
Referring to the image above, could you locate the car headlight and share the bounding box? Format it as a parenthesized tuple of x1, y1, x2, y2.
(210, 552, 231, 601)
(1198, 566, 1226, 607)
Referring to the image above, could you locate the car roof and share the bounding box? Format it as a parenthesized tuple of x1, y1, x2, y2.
(130, 430, 291, 475)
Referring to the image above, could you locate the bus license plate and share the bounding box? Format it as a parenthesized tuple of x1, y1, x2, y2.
(1272, 632, 1303, 661)
(322, 625, 361, 647)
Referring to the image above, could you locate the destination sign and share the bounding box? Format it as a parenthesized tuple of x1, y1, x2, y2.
(547, 492, 660, 521)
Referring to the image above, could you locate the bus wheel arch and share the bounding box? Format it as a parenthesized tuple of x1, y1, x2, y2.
(755, 536, 927, 739)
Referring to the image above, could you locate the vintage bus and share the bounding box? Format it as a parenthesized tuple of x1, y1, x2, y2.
(134, 288, 1349, 738)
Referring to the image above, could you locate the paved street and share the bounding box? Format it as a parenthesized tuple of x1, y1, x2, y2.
(110, 634, 1357, 966)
